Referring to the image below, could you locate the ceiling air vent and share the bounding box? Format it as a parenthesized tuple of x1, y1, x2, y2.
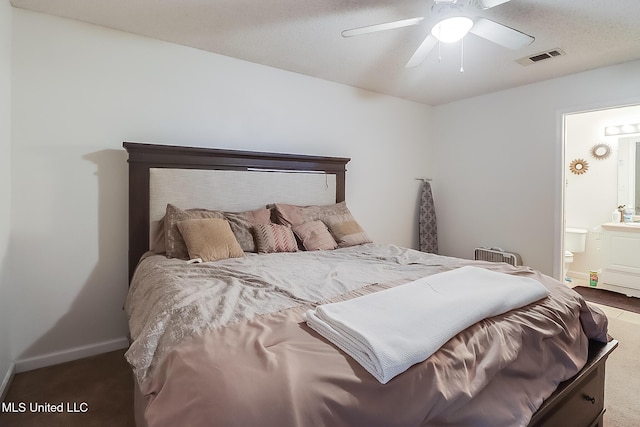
(517, 48, 566, 66)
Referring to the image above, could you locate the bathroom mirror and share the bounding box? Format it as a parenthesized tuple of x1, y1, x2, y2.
(617, 136, 640, 214)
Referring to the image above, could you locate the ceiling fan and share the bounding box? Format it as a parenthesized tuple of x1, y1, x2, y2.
(342, 0, 535, 68)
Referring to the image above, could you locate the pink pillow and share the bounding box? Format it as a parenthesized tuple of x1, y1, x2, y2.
(253, 224, 299, 253)
(293, 221, 338, 251)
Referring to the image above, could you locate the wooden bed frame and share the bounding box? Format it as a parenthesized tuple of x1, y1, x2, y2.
(123, 141, 617, 427)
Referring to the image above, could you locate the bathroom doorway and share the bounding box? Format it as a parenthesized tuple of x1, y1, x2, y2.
(562, 103, 640, 285)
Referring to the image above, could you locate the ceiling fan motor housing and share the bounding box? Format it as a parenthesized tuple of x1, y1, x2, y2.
(342, 0, 531, 68)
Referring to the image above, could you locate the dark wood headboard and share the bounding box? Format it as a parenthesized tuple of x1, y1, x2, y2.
(123, 142, 351, 281)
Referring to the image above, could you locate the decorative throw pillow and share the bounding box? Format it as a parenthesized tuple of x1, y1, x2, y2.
(164, 204, 272, 258)
(272, 201, 350, 227)
(165, 204, 224, 259)
(223, 208, 272, 253)
(292, 221, 338, 251)
(176, 218, 244, 262)
(253, 223, 299, 254)
(324, 213, 372, 247)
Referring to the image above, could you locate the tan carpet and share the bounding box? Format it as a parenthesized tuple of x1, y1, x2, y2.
(0, 348, 134, 427)
(604, 317, 640, 426)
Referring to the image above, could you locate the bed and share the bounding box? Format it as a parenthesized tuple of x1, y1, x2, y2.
(123, 142, 617, 427)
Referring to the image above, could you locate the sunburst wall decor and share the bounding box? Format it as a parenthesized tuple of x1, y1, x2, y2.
(569, 159, 589, 175)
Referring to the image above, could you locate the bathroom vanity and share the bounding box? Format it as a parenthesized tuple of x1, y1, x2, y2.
(599, 222, 640, 297)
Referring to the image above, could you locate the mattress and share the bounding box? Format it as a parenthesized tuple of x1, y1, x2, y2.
(124, 243, 608, 427)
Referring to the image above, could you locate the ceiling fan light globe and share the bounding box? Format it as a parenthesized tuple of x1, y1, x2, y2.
(431, 17, 474, 43)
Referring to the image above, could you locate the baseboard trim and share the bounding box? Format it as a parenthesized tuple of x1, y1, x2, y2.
(15, 337, 129, 373)
(1, 361, 15, 402)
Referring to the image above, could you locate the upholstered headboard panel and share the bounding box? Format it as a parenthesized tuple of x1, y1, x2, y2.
(149, 168, 337, 247)
(124, 142, 350, 280)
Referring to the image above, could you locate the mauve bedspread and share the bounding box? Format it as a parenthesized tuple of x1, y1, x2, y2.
(124, 243, 608, 427)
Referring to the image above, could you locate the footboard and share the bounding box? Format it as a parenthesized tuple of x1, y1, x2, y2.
(528, 339, 618, 427)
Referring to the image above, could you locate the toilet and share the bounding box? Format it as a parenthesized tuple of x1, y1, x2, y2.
(564, 227, 587, 281)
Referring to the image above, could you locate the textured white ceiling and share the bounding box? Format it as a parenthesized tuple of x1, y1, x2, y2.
(10, 0, 640, 105)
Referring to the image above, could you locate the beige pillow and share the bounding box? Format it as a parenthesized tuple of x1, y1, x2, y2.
(176, 218, 244, 262)
(163, 204, 272, 258)
(165, 204, 223, 259)
(272, 201, 350, 227)
(253, 224, 299, 254)
(324, 213, 372, 247)
(292, 221, 338, 251)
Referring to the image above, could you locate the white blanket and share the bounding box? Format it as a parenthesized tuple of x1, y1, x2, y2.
(305, 266, 550, 384)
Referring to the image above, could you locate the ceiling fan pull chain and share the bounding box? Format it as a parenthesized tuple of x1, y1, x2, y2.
(460, 37, 465, 72)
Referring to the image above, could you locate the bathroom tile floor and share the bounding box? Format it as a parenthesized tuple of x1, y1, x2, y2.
(590, 302, 640, 325)
(568, 278, 640, 325)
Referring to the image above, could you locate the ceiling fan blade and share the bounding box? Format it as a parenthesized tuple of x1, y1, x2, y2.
(470, 0, 512, 10)
(469, 17, 534, 49)
(341, 17, 424, 38)
(405, 34, 437, 68)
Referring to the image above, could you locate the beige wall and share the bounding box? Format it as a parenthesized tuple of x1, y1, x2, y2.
(431, 59, 640, 276)
(7, 5, 640, 372)
(0, 0, 14, 396)
(9, 9, 433, 369)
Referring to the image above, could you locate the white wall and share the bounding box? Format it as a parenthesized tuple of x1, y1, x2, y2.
(12, 6, 640, 372)
(0, 0, 14, 398)
(9, 9, 433, 369)
(565, 105, 640, 280)
(431, 59, 640, 276)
